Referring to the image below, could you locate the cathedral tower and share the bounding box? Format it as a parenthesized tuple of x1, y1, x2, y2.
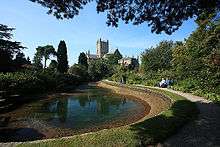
(96, 38, 109, 58)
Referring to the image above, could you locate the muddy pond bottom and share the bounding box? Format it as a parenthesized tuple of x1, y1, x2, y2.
(0, 85, 150, 142)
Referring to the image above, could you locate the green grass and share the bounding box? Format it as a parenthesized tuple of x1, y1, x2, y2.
(18, 85, 198, 147)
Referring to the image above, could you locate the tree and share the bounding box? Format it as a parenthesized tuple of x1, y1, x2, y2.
(105, 49, 123, 65)
(0, 24, 25, 72)
(172, 18, 220, 83)
(31, 0, 220, 34)
(48, 60, 58, 71)
(33, 51, 43, 70)
(13, 52, 29, 67)
(26, 57, 31, 64)
(34, 45, 56, 69)
(78, 52, 88, 68)
(88, 59, 113, 81)
(68, 64, 88, 81)
(57, 40, 68, 73)
(141, 41, 174, 72)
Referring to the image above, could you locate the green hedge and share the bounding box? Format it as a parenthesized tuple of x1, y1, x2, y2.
(0, 71, 83, 95)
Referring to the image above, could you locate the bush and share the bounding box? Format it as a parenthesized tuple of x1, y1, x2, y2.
(0, 72, 44, 94)
(68, 64, 88, 82)
(0, 70, 84, 95)
(55, 73, 81, 91)
(172, 78, 200, 92)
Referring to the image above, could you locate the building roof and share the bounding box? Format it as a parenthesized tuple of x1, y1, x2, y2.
(87, 54, 98, 59)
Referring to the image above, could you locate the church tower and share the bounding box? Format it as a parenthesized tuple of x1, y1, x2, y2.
(96, 38, 109, 58)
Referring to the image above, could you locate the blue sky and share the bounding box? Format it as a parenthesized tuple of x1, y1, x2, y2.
(0, 0, 197, 65)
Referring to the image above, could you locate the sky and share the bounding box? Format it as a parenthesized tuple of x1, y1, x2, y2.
(0, 0, 198, 65)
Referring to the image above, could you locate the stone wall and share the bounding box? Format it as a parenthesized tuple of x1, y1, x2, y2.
(97, 81, 172, 121)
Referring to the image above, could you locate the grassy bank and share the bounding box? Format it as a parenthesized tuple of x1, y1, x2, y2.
(18, 82, 198, 147)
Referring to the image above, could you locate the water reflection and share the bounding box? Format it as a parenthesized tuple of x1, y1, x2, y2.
(26, 86, 144, 129)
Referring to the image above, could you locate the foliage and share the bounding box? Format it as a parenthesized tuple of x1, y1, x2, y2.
(48, 60, 58, 71)
(30, 0, 220, 34)
(0, 70, 83, 95)
(0, 24, 25, 72)
(57, 40, 69, 73)
(88, 59, 113, 81)
(68, 64, 88, 82)
(78, 52, 88, 68)
(13, 52, 30, 68)
(109, 18, 220, 102)
(105, 49, 123, 65)
(33, 45, 56, 69)
(141, 41, 174, 72)
(136, 17, 220, 102)
(0, 72, 44, 94)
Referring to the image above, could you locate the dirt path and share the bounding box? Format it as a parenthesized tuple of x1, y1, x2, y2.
(151, 87, 220, 147)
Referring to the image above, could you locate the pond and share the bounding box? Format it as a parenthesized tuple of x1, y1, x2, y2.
(0, 84, 150, 142)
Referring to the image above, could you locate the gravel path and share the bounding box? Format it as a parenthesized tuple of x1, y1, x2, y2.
(153, 87, 220, 147)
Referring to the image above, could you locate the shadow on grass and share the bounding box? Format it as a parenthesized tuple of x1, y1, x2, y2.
(130, 100, 199, 146)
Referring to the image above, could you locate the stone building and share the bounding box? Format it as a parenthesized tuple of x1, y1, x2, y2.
(118, 57, 139, 69)
(86, 38, 109, 62)
(96, 38, 109, 58)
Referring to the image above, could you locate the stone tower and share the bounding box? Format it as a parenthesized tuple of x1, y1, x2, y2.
(96, 38, 109, 58)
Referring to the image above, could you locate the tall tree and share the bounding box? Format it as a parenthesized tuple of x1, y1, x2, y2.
(0, 24, 25, 72)
(31, 0, 220, 34)
(57, 40, 68, 73)
(141, 41, 174, 72)
(34, 45, 56, 69)
(78, 52, 88, 68)
(33, 50, 43, 70)
(14, 52, 29, 67)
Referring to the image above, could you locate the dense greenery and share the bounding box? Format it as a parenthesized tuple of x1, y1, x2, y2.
(88, 59, 114, 81)
(57, 40, 69, 73)
(30, 0, 219, 34)
(78, 52, 88, 68)
(105, 49, 123, 65)
(68, 64, 88, 82)
(18, 83, 198, 146)
(0, 24, 27, 72)
(33, 45, 56, 69)
(0, 70, 83, 95)
(141, 41, 174, 72)
(110, 16, 220, 102)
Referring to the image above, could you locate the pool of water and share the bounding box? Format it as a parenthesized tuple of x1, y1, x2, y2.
(0, 85, 150, 142)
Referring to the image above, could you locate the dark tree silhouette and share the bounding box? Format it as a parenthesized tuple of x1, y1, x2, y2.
(49, 60, 58, 70)
(30, 0, 220, 34)
(57, 40, 68, 73)
(0, 24, 25, 72)
(13, 52, 29, 67)
(78, 52, 88, 68)
(34, 45, 56, 69)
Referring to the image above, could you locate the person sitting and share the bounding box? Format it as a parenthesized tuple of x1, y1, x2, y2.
(159, 78, 167, 88)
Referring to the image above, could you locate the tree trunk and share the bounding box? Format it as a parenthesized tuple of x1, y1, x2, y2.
(44, 58, 47, 69)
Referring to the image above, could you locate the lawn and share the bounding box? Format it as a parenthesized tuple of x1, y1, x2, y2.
(18, 85, 198, 147)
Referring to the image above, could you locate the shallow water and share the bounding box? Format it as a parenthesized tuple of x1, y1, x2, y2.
(0, 85, 150, 142)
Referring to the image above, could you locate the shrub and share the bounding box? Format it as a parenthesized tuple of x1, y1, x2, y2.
(68, 64, 88, 82)
(0, 70, 84, 95)
(0, 72, 43, 94)
(55, 73, 81, 91)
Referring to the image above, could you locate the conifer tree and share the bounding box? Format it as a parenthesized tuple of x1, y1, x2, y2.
(57, 40, 68, 73)
(78, 52, 88, 68)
